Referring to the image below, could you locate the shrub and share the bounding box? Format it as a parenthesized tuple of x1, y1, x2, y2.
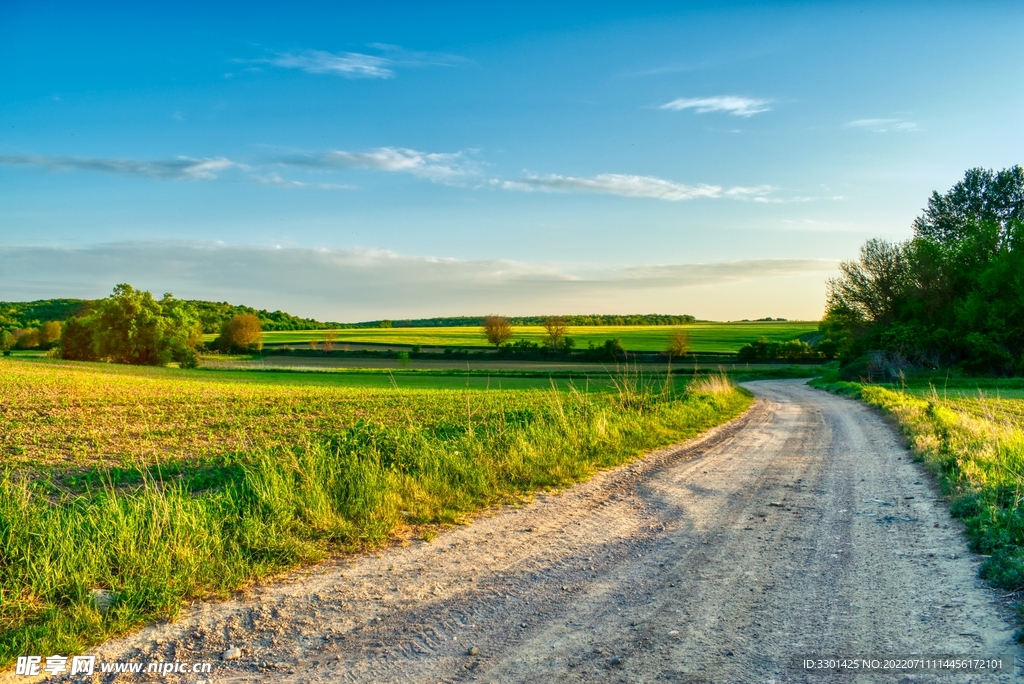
(667, 328, 690, 359)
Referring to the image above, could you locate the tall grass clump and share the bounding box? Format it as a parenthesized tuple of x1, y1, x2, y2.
(0, 376, 751, 664)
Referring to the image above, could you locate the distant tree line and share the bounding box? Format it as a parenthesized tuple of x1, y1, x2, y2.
(821, 166, 1024, 377)
(0, 297, 341, 336)
(357, 314, 698, 328)
(2, 297, 700, 336)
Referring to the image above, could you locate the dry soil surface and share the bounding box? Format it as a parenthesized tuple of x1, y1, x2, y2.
(47, 380, 1023, 682)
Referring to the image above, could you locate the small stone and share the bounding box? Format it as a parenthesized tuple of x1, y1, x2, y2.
(222, 646, 242, 660)
(668, 630, 679, 635)
(610, 656, 623, 666)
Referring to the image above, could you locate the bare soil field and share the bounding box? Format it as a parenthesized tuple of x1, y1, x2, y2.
(35, 380, 1021, 683)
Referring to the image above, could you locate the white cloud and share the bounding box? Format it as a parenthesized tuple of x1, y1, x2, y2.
(279, 147, 474, 182)
(0, 147, 474, 187)
(660, 96, 771, 117)
(845, 119, 918, 133)
(250, 45, 465, 79)
(0, 242, 836, 321)
(267, 50, 394, 78)
(502, 173, 773, 201)
(251, 173, 356, 190)
(0, 154, 242, 180)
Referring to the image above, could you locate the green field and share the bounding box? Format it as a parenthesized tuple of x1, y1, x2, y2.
(244, 321, 819, 352)
(0, 357, 751, 661)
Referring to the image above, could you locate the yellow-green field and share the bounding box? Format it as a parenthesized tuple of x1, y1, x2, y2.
(240, 320, 819, 352)
(0, 357, 752, 662)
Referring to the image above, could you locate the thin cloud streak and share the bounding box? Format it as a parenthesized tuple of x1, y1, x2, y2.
(278, 147, 473, 182)
(660, 96, 771, 117)
(501, 174, 774, 201)
(0, 154, 242, 180)
(248, 45, 466, 79)
(267, 50, 394, 78)
(0, 242, 836, 321)
(845, 119, 918, 132)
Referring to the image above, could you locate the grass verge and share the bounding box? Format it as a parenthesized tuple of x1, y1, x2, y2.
(811, 376, 1024, 631)
(0, 366, 751, 665)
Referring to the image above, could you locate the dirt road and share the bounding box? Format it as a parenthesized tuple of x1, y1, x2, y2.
(68, 380, 1020, 682)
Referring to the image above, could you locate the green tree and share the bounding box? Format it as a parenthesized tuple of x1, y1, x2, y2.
(0, 330, 14, 353)
(823, 166, 1024, 375)
(60, 317, 101, 361)
(63, 284, 201, 366)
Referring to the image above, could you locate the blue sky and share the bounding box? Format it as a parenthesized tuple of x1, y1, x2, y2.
(1, 1, 1022, 321)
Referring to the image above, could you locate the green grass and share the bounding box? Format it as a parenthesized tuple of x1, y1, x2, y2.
(0, 358, 752, 663)
(811, 377, 1024, 606)
(243, 321, 819, 352)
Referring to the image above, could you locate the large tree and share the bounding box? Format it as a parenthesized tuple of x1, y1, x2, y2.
(823, 166, 1024, 375)
(61, 284, 201, 366)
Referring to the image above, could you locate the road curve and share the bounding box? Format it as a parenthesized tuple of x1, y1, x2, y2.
(60, 380, 1020, 682)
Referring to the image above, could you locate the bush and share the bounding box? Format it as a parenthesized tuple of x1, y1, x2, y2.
(737, 337, 820, 361)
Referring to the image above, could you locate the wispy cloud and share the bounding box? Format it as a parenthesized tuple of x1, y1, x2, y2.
(248, 44, 465, 79)
(660, 96, 770, 117)
(266, 50, 395, 78)
(845, 119, 918, 133)
(0, 147, 474, 187)
(0, 242, 836, 321)
(500, 174, 774, 202)
(251, 173, 356, 191)
(0, 154, 242, 180)
(278, 147, 475, 182)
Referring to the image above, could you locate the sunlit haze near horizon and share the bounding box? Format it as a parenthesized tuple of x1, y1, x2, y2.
(2, 1, 1022, 321)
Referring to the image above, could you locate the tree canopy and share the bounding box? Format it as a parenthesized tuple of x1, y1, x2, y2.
(61, 284, 202, 367)
(822, 165, 1024, 376)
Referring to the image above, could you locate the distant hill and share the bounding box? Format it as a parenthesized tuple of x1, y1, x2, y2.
(0, 299, 341, 334)
(0, 298, 701, 334)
